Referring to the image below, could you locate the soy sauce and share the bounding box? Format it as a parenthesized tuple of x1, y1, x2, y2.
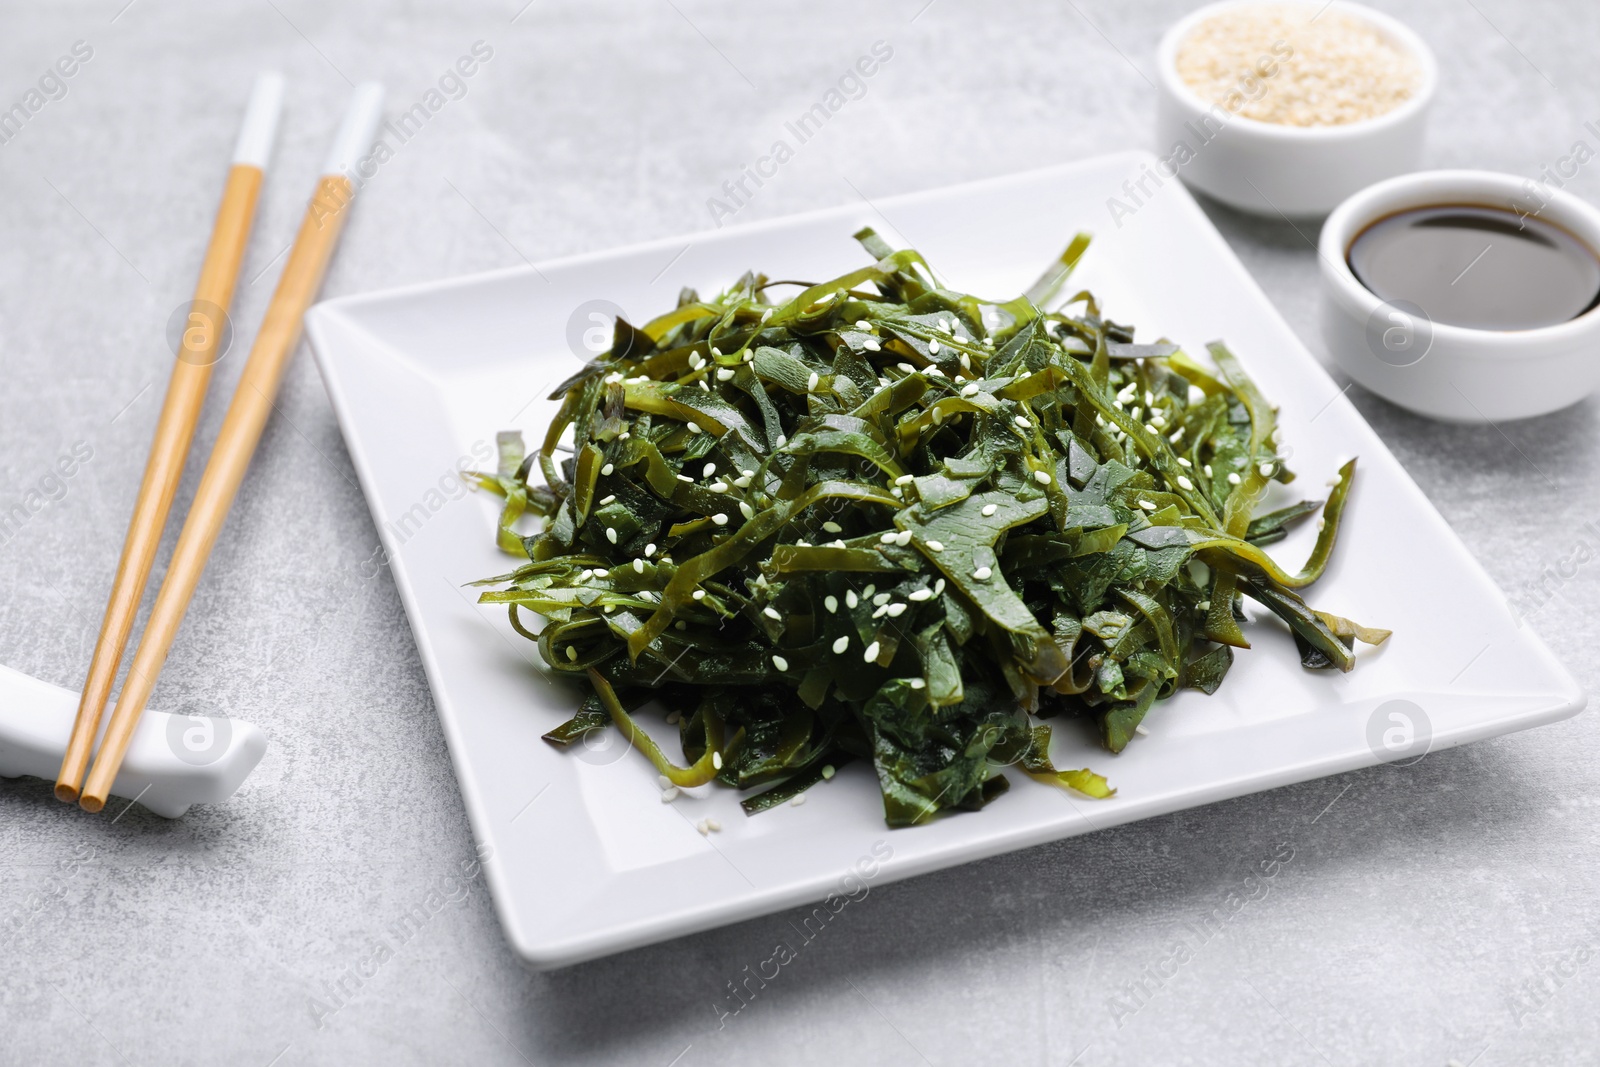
(1347, 204, 1600, 330)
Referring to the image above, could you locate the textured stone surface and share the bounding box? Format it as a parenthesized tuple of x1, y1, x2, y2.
(1, 1, 1596, 1064)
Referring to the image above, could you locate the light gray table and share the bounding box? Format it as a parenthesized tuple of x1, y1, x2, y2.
(2, 1, 1595, 1064)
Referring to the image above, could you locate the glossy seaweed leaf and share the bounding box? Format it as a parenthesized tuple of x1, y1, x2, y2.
(471, 229, 1387, 827)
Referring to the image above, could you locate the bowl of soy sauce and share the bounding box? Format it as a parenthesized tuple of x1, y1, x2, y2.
(1319, 170, 1600, 421)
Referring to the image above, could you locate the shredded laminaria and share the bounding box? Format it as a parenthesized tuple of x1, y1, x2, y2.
(470, 229, 1389, 827)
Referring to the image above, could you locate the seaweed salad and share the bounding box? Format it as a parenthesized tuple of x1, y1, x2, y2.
(470, 229, 1388, 827)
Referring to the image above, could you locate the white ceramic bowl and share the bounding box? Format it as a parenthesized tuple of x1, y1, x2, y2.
(1319, 169, 1600, 422)
(1154, 0, 1437, 217)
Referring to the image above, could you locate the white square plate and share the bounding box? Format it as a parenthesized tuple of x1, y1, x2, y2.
(306, 152, 1584, 969)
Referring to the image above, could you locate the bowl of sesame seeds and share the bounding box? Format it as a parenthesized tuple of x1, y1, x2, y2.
(1153, 0, 1437, 218)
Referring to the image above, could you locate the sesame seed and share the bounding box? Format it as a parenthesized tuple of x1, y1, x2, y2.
(872, 604, 888, 619)
(661, 787, 679, 802)
(831, 539, 846, 548)
(658, 774, 671, 788)
(1169, 426, 1186, 444)
(707, 818, 721, 831)
(1177, 475, 1194, 490)
(761, 308, 774, 321)
(1145, 423, 1159, 435)
(973, 566, 992, 581)
(1258, 462, 1274, 477)
(712, 752, 723, 770)
(928, 340, 941, 355)
(733, 475, 751, 488)
(1139, 500, 1157, 511)
(1151, 415, 1166, 429)
(934, 578, 945, 595)
(1316, 516, 1326, 531)
(1204, 464, 1214, 477)
(864, 339, 881, 352)
(926, 366, 945, 377)
(1327, 475, 1342, 487)
(633, 558, 644, 573)
(710, 347, 722, 357)
(909, 678, 926, 690)
(959, 353, 971, 371)
(593, 569, 608, 577)
(645, 543, 657, 557)
(961, 382, 980, 397)
(856, 319, 871, 330)
(1197, 600, 1211, 611)
(689, 353, 704, 369)
(926, 540, 944, 552)
(697, 820, 709, 836)
(897, 362, 915, 373)
(824, 595, 838, 613)
(790, 794, 807, 807)
(764, 606, 781, 620)
(600, 494, 616, 505)
(712, 513, 728, 525)
(1034, 470, 1051, 485)
(776, 435, 787, 447)
(822, 765, 836, 779)
(606, 527, 618, 543)
(822, 521, 842, 533)
(1188, 385, 1205, 404)
(1014, 415, 1031, 429)
(565, 645, 577, 661)
(870, 592, 889, 607)
(601, 463, 615, 476)
(1177, 457, 1192, 468)
(863, 641, 880, 662)
(1145, 391, 1154, 406)
(833, 635, 850, 654)
(940, 319, 953, 334)
(1134, 723, 1150, 737)
(716, 367, 735, 381)
(703, 463, 716, 478)
(807, 371, 819, 391)
(772, 654, 789, 671)
(686, 422, 702, 434)
(677, 474, 693, 483)
(895, 474, 914, 486)
(909, 589, 932, 602)
(740, 501, 755, 519)
(693, 589, 706, 600)
(886, 603, 907, 617)
(880, 532, 897, 544)
(619, 431, 630, 440)
(895, 530, 912, 546)
(981, 503, 998, 517)
(580, 569, 593, 580)
(1227, 472, 1242, 485)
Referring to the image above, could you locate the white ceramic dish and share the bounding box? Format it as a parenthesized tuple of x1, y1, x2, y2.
(306, 152, 1583, 969)
(1154, 0, 1436, 217)
(1320, 169, 1600, 422)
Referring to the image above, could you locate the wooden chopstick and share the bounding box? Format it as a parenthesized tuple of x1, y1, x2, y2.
(55, 73, 285, 803)
(78, 82, 385, 812)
